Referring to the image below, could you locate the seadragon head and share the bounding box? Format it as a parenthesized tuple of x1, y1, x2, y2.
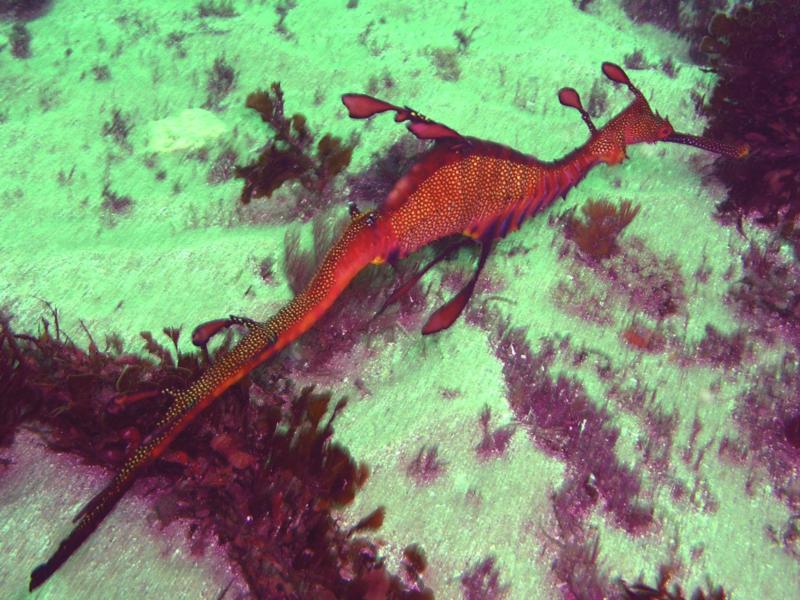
(558, 61, 749, 165)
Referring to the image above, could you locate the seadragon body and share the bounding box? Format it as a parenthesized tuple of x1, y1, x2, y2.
(30, 62, 747, 590)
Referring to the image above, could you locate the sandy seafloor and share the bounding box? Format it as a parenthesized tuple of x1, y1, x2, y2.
(1, 0, 798, 598)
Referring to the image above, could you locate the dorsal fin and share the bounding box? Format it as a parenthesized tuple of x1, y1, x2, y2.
(342, 93, 464, 142)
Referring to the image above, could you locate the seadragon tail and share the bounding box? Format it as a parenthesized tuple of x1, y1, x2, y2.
(30, 210, 394, 590)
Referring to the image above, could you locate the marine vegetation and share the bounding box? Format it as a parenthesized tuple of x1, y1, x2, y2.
(699, 2, 800, 249)
(235, 82, 355, 213)
(1, 310, 431, 598)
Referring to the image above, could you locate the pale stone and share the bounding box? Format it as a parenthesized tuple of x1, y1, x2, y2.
(147, 108, 228, 153)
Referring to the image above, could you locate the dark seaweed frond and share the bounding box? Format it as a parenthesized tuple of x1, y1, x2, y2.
(562, 198, 640, 261)
(700, 1, 800, 251)
(101, 109, 133, 150)
(406, 444, 447, 486)
(204, 56, 236, 110)
(620, 563, 727, 599)
(495, 330, 653, 534)
(460, 556, 510, 600)
(1, 309, 429, 597)
(195, 0, 237, 18)
(235, 83, 355, 217)
(9, 22, 31, 58)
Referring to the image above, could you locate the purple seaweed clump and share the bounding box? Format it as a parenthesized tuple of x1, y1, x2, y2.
(207, 147, 238, 184)
(639, 406, 677, 479)
(495, 328, 653, 534)
(204, 56, 236, 110)
(554, 224, 687, 325)
(0, 0, 53, 21)
(9, 22, 30, 58)
(100, 184, 134, 220)
(546, 527, 611, 600)
(694, 324, 745, 369)
(727, 240, 800, 347)
(785, 414, 800, 449)
(460, 556, 510, 600)
(475, 406, 515, 460)
(732, 351, 800, 510)
(406, 444, 447, 486)
(603, 238, 686, 321)
(621, 0, 680, 31)
(101, 109, 133, 151)
(620, 563, 727, 599)
(700, 2, 800, 252)
(621, 0, 726, 60)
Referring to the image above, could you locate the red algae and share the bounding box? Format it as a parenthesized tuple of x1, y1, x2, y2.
(460, 556, 510, 600)
(727, 240, 800, 347)
(562, 199, 640, 262)
(0, 310, 431, 598)
(621, 323, 665, 353)
(543, 523, 611, 599)
(235, 82, 355, 217)
(553, 231, 687, 328)
(694, 324, 745, 369)
(731, 350, 800, 510)
(475, 405, 515, 460)
(494, 328, 653, 535)
(621, 562, 727, 599)
(406, 444, 447, 486)
(700, 2, 800, 250)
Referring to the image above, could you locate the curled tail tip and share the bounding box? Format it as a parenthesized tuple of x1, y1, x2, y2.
(30, 565, 46, 591)
(29, 513, 93, 591)
(30, 477, 130, 591)
(30, 528, 83, 591)
(30, 562, 54, 591)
